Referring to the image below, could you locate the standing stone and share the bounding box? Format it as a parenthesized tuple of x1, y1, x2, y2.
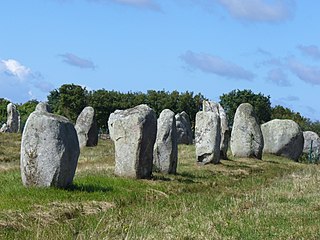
(195, 111, 221, 164)
(20, 106, 80, 188)
(203, 100, 219, 113)
(261, 119, 304, 161)
(2, 103, 20, 133)
(35, 102, 51, 113)
(230, 103, 263, 159)
(175, 111, 193, 145)
(303, 131, 320, 154)
(219, 104, 230, 159)
(0, 123, 8, 133)
(202, 100, 230, 159)
(75, 106, 98, 148)
(153, 109, 178, 174)
(108, 104, 157, 179)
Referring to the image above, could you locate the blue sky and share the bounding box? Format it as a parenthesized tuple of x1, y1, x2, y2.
(1, 0, 320, 120)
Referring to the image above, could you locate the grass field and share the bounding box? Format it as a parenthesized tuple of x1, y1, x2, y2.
(1, 132, 320, 239)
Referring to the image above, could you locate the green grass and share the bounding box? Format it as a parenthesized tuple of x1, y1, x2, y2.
(1, 133, 320, 239)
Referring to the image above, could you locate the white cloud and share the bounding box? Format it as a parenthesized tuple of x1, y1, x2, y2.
(181, 51, 254, 81)
(1, 59, 32, 80)
(0, 58, 54, 102)
(288, 59, 320, 85)
(217, 0, 294, 23)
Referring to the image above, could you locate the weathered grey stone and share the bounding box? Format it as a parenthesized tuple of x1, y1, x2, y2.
(202, 101, 230, 159)
(153, 109, 178, 174)
(35, 102, 51, 113)
(195, 111, 221, 164)
(0, 123, 8, 133)
(219, 104, 230, 159)
(175, 111, 193, 145)
(108, 104, 157, 179)
(230, 103, 263, 159)
(261, 119, 304, 161)
(20, 111, 80, 188)
(2, 103, 20, 133)
(108, 109, 122, 141)
(303, 131, 320, 154)
(75, 106, 98, 148)
(203, 100, 219, 113)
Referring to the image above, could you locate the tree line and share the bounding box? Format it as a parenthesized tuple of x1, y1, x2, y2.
(1, 84, 320, 135)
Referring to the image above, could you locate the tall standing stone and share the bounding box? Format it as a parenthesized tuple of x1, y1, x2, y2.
(153, 109, 178, 174)
(175, 111, 193, 145)
(303, 131, 320, 154)
(195, 111, 221, 164)
(108, 104, 157, 179)
(203, 100, 219, 113)
(219, 104, 230, 159)
(20, 104, 80, 188)
(202, 100, 230, 159)
(261, 119, 304, 161)
(230, 103, 263, 159)
(1, 103, 20, 133)
(75, 106, 98, 148)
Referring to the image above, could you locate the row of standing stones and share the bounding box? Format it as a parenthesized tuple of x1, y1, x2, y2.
(19, 102, 193, 187)
(16, 101, 320, 188)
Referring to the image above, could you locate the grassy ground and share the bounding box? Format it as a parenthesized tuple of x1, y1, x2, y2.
(1, 132, 320, 239)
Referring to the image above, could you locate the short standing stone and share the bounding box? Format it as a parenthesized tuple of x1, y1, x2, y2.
(303, 131, 320, 154)
(195, 111, 221, 164)
(108, 104, 157, 179)
(261, 119, 304, 161)
(202, 101, 230, 159)
(230, 103, 263, 159)
(175, 111, 193, 145)
(153, 109, 178, 174)
(35, 102, 51, 113)
(5, 103, 20, 133)
(20, 109, 80, 188)
(75, 106, 98, 148)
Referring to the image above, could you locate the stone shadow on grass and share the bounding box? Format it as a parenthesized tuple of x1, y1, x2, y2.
(66, 184, 113, 193)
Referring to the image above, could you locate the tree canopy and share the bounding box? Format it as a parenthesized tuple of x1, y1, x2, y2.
(47, 84, 88, 123)
(219, 89, 272, 125)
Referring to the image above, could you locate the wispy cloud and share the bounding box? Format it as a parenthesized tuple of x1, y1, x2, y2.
(217, 0, 294, 23)
(297, 44, 320, 60)
(61, 0, 163, 11)
(280, 95, 299, 101)
(288, 58, 320, 85)
(0, 58, 54, 101)
(266, 68, 291, 87)
(1, 59, 32, 80)
(181, 51, 254, 81)
(257, 48, 272, 56)
(110, 0, 161, 11)
(60, 53, 96, 69)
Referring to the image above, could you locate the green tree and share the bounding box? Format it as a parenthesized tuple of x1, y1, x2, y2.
(47, 84, 88, 123)
(18, 100, 39, 130)
(0, 98, 10, 125)
(219, 89, 271, 126)
(271, 105, 312, 131)
(47, 89, 60, 113)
